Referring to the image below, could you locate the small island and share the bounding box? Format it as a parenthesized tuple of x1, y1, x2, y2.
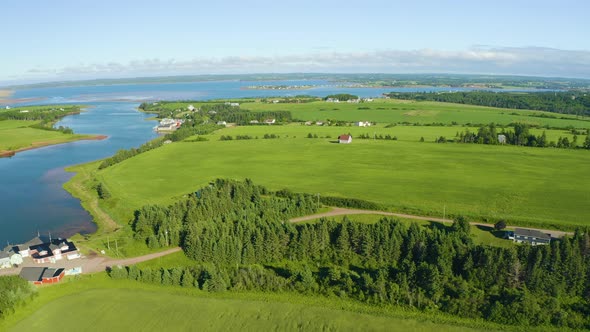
(241, 84, 315, 90)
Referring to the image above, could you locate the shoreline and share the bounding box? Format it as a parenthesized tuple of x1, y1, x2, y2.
(0, 134, 108, 158)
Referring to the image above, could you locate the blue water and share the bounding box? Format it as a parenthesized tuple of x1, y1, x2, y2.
(0, 80, 556, 244)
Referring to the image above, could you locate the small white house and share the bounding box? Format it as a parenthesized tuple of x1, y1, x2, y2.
(10, 253, 23, 266)
(187, 105, 195, 111)
(249, 120, 259, 124)
(498, 134, 507, 144)
(264, 118, 276, 125)
(315, 121, 324, 126)
(5, 106, 11, 110)
(355, 121, 371, 127)
(225, 102, 239, 107)
(338, 134, 352, 144)
(217, 121, 227, 126)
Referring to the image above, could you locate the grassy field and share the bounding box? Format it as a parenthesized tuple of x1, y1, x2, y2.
(0, 119, 97, 153)
(95, 127, 590, 229)
(1, 273, 504, 332)
(157, 98, 590, 128)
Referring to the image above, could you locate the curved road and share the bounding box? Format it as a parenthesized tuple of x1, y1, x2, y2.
(290, 207, 573, 238)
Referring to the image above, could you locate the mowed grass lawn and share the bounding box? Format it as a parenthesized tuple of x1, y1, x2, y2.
(0, 120, 91, 152)
(4, 275, 491, 332)
(240, 99, 590, 128)
(98, 130, 590, 228)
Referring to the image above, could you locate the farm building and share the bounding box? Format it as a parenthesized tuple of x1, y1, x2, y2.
(19, 267, 65, 285)
(513, 228, 551, 245)
(355, 121, 371, 127)
(217, 121, 227, 126)
(498, 134, 507, 144)
(339, 135, 352, 144)
(264, 118, 276, 125)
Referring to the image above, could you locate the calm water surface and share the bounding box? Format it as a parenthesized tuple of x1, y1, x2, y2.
(0, 80, 546, 244)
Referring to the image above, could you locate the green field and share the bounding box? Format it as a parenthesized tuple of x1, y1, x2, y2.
(0, 119, 95, 153)
(2, 274, 497, 332)
(172, 98, 590, 128)
(95, 126, 590, 229)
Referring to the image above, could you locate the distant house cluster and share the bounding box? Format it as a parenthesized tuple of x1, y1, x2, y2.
(224, 102, 240, 107)
(355, 121, 371, 127)
(155, 118, 183, 132)
(1, 237, 80, 269)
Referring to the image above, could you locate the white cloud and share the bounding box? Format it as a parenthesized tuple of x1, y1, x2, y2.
(18, 46, 590, 81)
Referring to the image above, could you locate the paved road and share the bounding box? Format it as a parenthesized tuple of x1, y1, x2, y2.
(290, 207, 573, 238)
(0, 247, 182, 277)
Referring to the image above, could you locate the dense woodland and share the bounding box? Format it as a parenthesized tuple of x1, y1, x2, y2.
(115, 179, 590, 329)
(387, 91, 590, 116)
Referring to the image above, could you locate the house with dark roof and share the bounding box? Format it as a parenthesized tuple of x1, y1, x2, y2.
(338, 134, 352, 144)
(513, 228, 551, 245)
(19, 267, 65, 285)
(29, 239, 79, 264)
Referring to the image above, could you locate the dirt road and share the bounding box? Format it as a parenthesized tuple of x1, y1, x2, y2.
(0, 247, 182, 277)
(290, 207, 573, 238)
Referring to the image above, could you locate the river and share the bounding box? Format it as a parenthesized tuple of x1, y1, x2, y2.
(0, 79, 545, 244)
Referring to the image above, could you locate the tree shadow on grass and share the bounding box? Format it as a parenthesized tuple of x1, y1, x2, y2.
(475, 224, 507, 239)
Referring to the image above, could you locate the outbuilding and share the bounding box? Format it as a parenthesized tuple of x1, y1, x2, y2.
(338, 134, 352, 144)
(19, 267, 65, 285)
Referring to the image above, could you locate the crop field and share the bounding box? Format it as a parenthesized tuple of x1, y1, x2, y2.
(3, 274, 492, 332)
(96, 126, 590, 228)
(209, 123, 580, 145)
(0, 120, 92, 152)
(147, 98, 590, 128)
(240, 99, 590, 128)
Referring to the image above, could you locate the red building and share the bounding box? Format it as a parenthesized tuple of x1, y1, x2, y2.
(19, 267, 65, 285)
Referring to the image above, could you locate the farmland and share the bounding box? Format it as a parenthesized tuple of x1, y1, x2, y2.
(0, 106, 102, 156)
(2, 274, 496, 332)
(94, 124, 590, 229)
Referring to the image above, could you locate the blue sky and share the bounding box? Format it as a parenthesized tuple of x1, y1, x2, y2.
(1, 0, 590, 83)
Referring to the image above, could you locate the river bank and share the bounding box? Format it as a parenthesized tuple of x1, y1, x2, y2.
(0, 134, 108, 158)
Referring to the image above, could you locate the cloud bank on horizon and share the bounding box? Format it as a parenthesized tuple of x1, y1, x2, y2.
(16, 46, 590, 83)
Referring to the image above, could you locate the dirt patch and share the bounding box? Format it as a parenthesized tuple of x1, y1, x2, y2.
(403, 110, 439, 117)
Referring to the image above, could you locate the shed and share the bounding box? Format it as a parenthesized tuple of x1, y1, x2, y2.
(338, 135, 352, 144)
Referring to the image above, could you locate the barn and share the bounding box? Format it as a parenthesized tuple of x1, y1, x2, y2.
(19, 267, 66, 285)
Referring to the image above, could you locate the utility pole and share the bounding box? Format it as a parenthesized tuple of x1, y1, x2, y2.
(107, 236, 110, 250)
(443, 205, 446, 221)
(317, 193, 320, 209)
(165, 230, 169, 247)
(115, 239, 119, 257)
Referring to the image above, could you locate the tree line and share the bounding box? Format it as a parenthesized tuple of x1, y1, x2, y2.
(450, 123, 590, 149)
(0, 276, 37, 319)
(386, 91, 590, 116)
(120, 179, 590, 329)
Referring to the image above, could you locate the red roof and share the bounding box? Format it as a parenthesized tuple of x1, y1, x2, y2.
(339, 135, 351, 140)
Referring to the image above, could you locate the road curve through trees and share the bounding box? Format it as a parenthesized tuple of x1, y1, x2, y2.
(289, 207, 573, 238)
